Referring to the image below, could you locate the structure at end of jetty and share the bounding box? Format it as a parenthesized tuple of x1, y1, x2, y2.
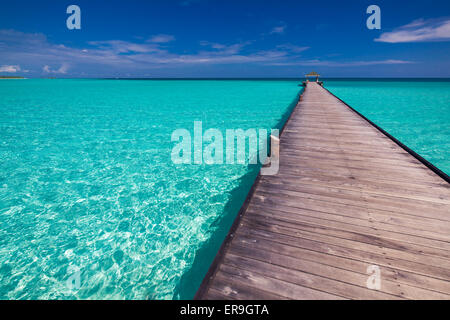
(302, 71, 323, 87)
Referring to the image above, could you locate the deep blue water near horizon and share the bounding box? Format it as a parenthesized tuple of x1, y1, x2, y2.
(0, 78, 448, 300)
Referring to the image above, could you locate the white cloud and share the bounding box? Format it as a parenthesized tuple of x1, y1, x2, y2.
(270, 25, 286, 35)
(0, 64, 21, 73)
(88, 40, 162, 53)
(198, 41, 251, 55)
(0, 29, 280, 72)
(276, 44, 310, 53)
(267, 59, 414, 67)
(376, 18, 450, 43)
(43, 63, 69, 74)
(148, 34, 175, 43)
(58, 64, 69, 73)
(0, 28, 418, 76)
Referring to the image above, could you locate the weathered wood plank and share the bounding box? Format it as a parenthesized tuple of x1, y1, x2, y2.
(217, 264, 346, 300)
(248, 202, 450, 244)
(232, 232, 450, 295)
(226, 246, 449, 299)
(256, 184, 450, 218)
(246, 204, 450, 253)
(223, 252, 402, 299)
(251, 193, 450, 239)
(263, 172, 449, 202)
(241, 216, 450, 270)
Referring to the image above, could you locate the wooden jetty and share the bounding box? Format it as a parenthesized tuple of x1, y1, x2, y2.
(195, 82, 450, 300)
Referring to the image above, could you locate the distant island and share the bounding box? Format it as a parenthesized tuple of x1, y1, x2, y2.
(0, 75, 25, 79)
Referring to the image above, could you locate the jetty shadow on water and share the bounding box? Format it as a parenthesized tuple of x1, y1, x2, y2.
(173, 90, 302, 299)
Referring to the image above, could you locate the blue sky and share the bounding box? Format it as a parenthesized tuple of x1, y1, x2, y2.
(1, 0, 450, 77)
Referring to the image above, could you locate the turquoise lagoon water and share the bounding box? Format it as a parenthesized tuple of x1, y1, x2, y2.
(325, 79, 450, 175)
(1, 79, 449, 300)
(0, 79, 300, 299)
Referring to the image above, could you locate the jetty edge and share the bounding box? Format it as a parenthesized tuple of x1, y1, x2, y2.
(195, 82, 450, 300)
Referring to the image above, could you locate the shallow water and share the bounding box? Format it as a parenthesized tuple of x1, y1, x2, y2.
(0, 79, 300, 299)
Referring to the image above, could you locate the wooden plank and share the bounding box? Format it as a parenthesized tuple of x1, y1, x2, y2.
(196, 82, 450, 300)
(248, 202, 450, 244)
(281, 144, 438, 163)
(251, 192, 450, 239)
(232, 232, 450, 295)
(264, 171, 449, 202)
(217, 264, 346, 300)
(256, 183, 450, 218)
(241, 215, 450, 270)
(246, 204, 450, 253)
(208, 273, 285, 300)
(223, 252, 402, 300)
(226, 245, 449, 300)
(236, 224, 450, 281)
(280, 149, 430, 169)
(275, 161, 449, 188)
